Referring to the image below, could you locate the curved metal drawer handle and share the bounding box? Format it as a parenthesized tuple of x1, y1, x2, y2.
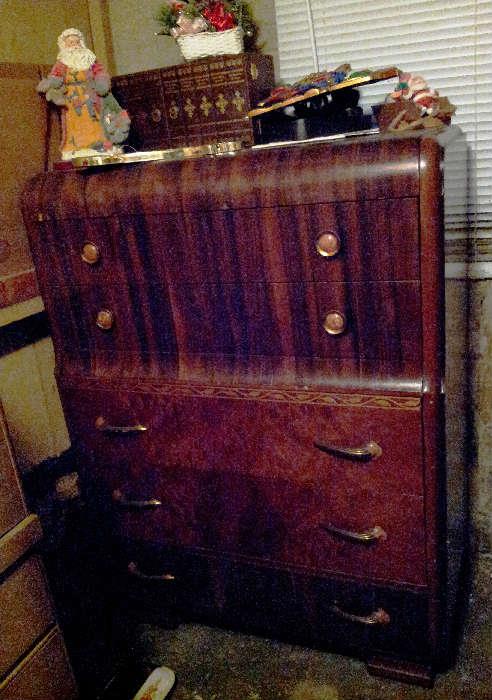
(314, 440, 382, 461)
(95, 416, 147, 434)
(320, 523, 387, 543)
(112, 489, 162, 508)
(331, 602, 390, 626)
(127, 562, 175, 581)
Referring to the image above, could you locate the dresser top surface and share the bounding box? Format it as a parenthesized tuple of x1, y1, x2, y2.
(23, 127, 463, 221)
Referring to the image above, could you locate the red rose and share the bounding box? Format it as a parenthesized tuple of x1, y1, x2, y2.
(202, 2, 236, 30)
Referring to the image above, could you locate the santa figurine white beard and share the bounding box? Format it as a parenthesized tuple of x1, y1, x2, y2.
(57, 46, 97, 72)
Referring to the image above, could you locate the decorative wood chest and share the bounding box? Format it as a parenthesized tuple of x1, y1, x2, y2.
(112, 53, 274, 149)
(23, 128, 467, 686)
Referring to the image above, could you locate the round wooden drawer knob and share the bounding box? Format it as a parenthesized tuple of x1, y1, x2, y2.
(323, 311, 346, 335)
(316, 232, 341, 257)
(81, 242, 100, 264)
(96, 309, 114, 330)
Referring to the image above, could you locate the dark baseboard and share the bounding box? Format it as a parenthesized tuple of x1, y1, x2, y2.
(0, 311, 50, 358)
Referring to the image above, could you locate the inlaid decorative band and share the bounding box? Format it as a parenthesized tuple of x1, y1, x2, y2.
(61, 375, 422, 410)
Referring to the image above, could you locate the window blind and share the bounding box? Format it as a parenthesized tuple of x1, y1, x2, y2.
(273, 0, 492, 243)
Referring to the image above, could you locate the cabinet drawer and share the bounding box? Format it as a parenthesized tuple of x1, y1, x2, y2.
(0, 627, 77, 700)
(112, 544, 430, 659)
(64, 389, 424, 497)
(296, 575, 430, 660)
(31, 200, 419, 291)
(0, 555, 56, 678)
(149, 198, 420, 284)
(0, 439, 27, 539)
(103, 466, 426, 586)
(55, 278, 421, 368)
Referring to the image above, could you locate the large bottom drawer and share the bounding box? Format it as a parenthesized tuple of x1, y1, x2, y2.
(0, 627, 77, 700)
(63, 387, 424, 497)
(114, 541, 432, 664)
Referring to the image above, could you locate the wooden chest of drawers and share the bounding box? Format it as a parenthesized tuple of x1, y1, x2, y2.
(23, 128, 466, 686)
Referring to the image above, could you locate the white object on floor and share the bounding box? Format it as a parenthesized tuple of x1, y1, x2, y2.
(132, 666, 175, 700)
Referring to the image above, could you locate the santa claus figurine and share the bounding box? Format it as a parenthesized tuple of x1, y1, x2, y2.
(37, 28, 130, 160)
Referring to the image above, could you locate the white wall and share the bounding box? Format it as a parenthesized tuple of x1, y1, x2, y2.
(108, 0, 279, 76)
(0, 0, 92, 64)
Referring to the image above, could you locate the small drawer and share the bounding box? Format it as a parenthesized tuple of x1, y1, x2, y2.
(0, 627, 77, 700)
(159, 198, 419, 285)
(0, 438, 27, 539)
(0, 555, 56, 678)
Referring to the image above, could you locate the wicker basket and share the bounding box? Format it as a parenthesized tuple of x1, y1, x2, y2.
(176, 27, 244, 60)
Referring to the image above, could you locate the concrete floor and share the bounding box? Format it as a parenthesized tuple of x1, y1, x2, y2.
(127, 558, 491, 700)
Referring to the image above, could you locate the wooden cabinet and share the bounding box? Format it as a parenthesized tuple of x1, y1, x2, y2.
(23, 128, 467, 686)
(0, 406, 77, 699)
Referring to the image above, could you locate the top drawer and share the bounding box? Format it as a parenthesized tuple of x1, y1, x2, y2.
(173, 198, 420, 285)
(28, 199, 419, 292)
(24, 135, 421, 219)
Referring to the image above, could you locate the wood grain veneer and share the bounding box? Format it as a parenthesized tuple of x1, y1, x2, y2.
(23, 127, 467, 686)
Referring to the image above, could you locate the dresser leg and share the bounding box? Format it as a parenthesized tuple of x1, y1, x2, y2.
(366, 657, 435, 687)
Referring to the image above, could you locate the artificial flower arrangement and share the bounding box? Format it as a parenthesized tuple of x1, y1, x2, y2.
(156, 1, 256, 57)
